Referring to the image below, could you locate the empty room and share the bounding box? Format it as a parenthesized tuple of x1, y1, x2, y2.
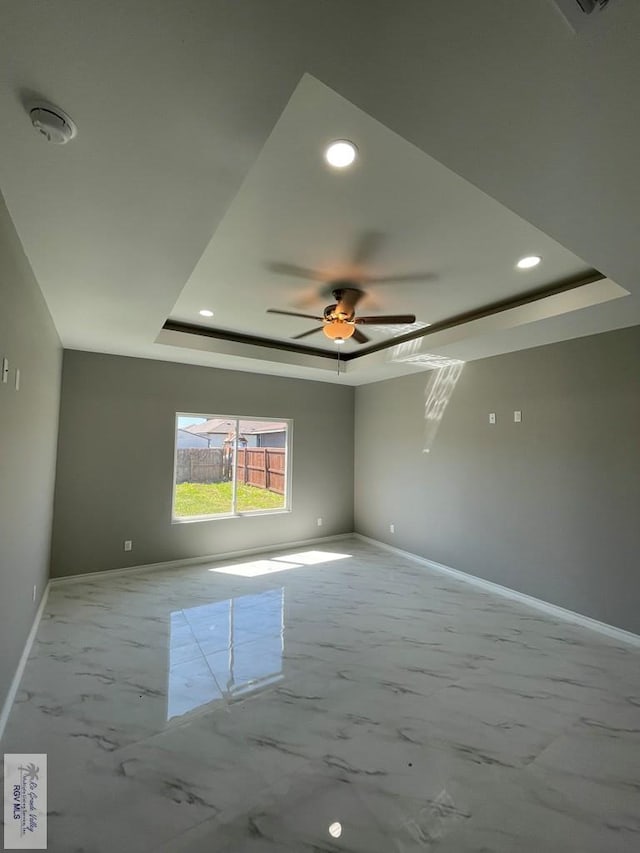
(1, 1, 639, 851)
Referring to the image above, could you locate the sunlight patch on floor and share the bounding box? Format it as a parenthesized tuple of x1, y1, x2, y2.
(209, 550, 352, 577)
(276, 550, 352, 565)
(211, 559, 303, 578)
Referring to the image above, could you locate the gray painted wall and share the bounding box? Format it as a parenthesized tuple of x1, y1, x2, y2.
(355, 326, 640, 634)
(51, 351, 354, 577)
(0, 192, 62, 711)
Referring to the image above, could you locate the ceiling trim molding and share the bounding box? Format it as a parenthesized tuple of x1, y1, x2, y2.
(161, 320, 339, 360)
(358, 270, 605, 357)
(163, 270, 605, 362)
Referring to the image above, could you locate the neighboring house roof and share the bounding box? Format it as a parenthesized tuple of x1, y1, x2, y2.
(184, 419, 287, 436)
(177, 428, 210, 446)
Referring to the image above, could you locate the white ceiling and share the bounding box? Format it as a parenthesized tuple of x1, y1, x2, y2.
(1, 0, 639, 385)
(169, 74, 599, 352)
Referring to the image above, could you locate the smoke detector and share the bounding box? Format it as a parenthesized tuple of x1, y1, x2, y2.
(29, 104, 77, 144)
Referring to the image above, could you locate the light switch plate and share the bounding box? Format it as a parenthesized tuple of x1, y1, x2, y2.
(1, 358, 8, 384)
(489, 413, 496, 424)
(514, 410, 522, 423)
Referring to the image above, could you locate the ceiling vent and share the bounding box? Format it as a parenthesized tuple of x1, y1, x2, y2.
(553, 0, 614, 30)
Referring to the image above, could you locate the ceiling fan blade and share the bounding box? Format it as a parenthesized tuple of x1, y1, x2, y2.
(352, 327, 370, 344)
(365, 272, 436, 285)
(291, 326, 325, 340)
(266, 309, 323, 321)
(356, 314, 417, 325)
(351, 230, 385, 266)
(266, 262, 327, 282)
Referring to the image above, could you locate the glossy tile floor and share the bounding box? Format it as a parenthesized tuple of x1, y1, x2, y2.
(2, 538, 639, 852)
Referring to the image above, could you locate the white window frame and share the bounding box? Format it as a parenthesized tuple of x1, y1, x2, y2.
(172, 412, 292, 523)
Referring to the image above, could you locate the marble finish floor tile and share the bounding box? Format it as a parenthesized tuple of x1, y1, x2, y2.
(1, 538, 639, 852)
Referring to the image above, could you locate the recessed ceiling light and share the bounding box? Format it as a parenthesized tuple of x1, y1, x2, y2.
(199, 309, 214, 318)
(516, 255, 541, 269)
(325, 140, 357, 169)
(328, 822, 342, 839)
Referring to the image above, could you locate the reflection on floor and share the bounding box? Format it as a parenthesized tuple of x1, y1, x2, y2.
(2, 539, 639, 852)
(169, 588, 285, 719)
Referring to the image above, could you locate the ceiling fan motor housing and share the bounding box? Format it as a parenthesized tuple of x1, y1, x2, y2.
(329, 286, 362, 320)
(324, 303, 355, 322)
(266, 281, 416, 345)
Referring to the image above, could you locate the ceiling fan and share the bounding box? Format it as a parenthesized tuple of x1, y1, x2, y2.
(267, 284, 416, 345)
(266, 230, 435, 311)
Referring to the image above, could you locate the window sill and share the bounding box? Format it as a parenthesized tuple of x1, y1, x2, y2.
(171, 508, 292, 525)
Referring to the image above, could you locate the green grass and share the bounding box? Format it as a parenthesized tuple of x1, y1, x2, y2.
(174, 481, 284, 517)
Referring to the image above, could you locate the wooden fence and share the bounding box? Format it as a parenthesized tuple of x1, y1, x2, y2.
(176, 448, 223, 484)
(176, 446, 285, 494)
(237, 447, 286, 494)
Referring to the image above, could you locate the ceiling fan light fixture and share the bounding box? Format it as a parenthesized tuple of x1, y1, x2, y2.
(324, 140, 358, 169)
(323, 320, 355, 341)
(516, 255, 541, 269)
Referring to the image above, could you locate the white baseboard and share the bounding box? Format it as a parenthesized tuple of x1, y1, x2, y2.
(354, 534, 640, 648)
(49, 532, 354, 585)
(0, 583, 50, 744)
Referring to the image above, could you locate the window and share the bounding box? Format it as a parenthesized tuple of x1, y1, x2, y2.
(173, 414, 290, 521)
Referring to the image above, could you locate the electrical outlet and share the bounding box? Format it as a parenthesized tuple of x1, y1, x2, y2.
(124, 540, 133, 552)
(316, 517, 323, 527)
(389, 523, 395, 534)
